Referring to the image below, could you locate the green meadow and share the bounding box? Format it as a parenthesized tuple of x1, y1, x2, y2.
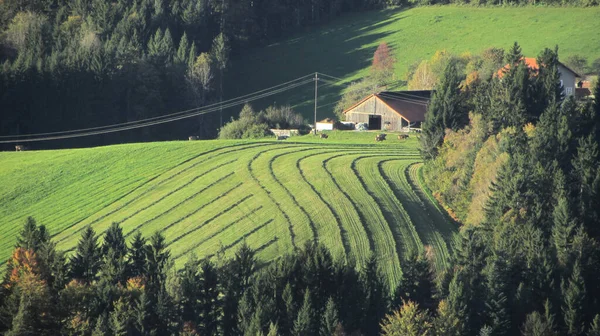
(225, 6, 600, 119)
(0, 133, 457, 286)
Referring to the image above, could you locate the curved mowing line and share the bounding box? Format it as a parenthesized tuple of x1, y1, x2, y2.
(266, 147, 320, 243)
(55, 158, 238, 244)
(194, 219, 276, 261)
(351, 156, 416, 266)
(50, 142, 269, 239)
(247, 150, 298, 250)
(122, 174, 238, 238)
(172, 205, 264, 259)
(166, 194, 255, 245)
(380, 160, 450, 270)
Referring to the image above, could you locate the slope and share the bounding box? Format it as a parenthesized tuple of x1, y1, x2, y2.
(0, 133, 456, 286)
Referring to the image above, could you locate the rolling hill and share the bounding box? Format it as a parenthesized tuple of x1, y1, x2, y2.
(0, 133, 457, 286)
(224, 6, 600, 120)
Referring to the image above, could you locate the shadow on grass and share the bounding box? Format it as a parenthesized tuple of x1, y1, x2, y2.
(224, 8, 410, 122)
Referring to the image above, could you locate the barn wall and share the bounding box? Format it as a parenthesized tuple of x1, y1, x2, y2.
(344, 96, 405, 131)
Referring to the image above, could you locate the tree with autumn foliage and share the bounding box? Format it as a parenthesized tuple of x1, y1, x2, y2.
(371, 42, 396, 86)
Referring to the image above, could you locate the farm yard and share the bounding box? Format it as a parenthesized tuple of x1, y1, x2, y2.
(0, 132, 456, 286)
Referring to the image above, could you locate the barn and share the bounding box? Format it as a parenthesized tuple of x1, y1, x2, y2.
(343, 91, 431, 131)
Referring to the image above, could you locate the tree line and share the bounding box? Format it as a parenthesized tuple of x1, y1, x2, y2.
(0, 0, 395, 149)
(0, 217, 442, 335)
(415, 42, 600, 335)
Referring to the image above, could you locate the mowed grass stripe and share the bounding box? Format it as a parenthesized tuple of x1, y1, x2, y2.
(1, 142, 252, 241)
(273, 148, 348, 259)
(171, 205, 264, 260)
(235, 144, 299, 256)
(354, 157, 423, 266)
(326, 154, 402, 286)
(53, 157, 239, 244)
(46, 142, 269, 243)
(299, 152, 371, 267)
(380, 160, 451, 271)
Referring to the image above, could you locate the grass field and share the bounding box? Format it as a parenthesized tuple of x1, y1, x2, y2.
(0, 132, 457, 285)
(224, 6, 600, 120)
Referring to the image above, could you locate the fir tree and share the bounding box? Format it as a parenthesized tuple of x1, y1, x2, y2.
(176, 32, 190, 64)
(198, 260, 220, 335)
(128, 231, 147, 279)
(293, 289, 315, 336)
(361, 254, 388, 335)
(420, 59, 465, 160)
(266, 322, 280, 336)
(110, 298, 133, 336)
(562, 260, 586, 336)
(433, 300, 462, 336)
(70, 226, 101, 283)
(589, 315, 600, 336)
(484, 253, 511, 336)
(393, 251, 434, 311)
(15, 217, 48, 252)
(320, 297, 339, 336)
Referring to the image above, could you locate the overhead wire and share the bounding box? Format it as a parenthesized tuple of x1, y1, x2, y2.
(1, 78, 315, 143)
(0, 73, 317, 139)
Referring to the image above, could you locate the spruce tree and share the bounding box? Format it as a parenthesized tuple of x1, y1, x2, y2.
(433, 300, 462, 336)
(571, 135, 600, 239)
(562, 260, 586, 336)
(320, 297, 339, 336)
(70, 226, 101, 283)
(176, 32, 190, 64)
(293, 289, 314, 336)
(361, 254, 388, 335)
(484, 253, 511, 336)
(589, 314, 600, 336)
(128, 231, 147, 279)
(198, 260, 220, 335)
(394, 251, 434, 311)
(420, 59, 465, 160)
(109, 298, 132, 336)
(15, 217, 48, 252)
(266, 322, 280, 336)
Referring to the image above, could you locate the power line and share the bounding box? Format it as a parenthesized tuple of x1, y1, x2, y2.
(1, 73, 316, 140)
(1, 78, 315, 143)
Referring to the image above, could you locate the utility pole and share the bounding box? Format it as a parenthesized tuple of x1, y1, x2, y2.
(314, 72, 318, 135)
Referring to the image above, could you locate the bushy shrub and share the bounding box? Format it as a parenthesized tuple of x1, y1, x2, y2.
(219, 104, 306, 139)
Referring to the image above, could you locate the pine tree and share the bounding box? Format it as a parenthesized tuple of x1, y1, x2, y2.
(394, 251, 434, 311)
(110, 298, 133, 336)
(70, 226, 101, 283)
(176, 32, 190, 64)
(589, 314, 600, 336)
(571, 135, 600, 239)
(522, 310, 558, 336)
(266, 322, 280, 336)
(535, 47, 563, 116)
(552, 189, 577, 269)
(134, 291, 151, 335)
(562, 260, 586, 336)
(320, 297, 339, 336)
(100, 222, 128, 285)
(198, 260, 220, 335)
(92, 314, 109, 336)
(420, 59, 465, 160)
(293, 289, 314, 336)
(15, 217, 48, 252)
(128, 231, 147, 279)
(361, 254, 388, 335)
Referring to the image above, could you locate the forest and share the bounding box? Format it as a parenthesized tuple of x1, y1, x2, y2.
(2, 43, 600, 335)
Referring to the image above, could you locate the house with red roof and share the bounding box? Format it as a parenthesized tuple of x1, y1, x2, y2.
(496, 57, 580, 96)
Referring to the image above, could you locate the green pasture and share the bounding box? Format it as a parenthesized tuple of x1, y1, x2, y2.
(224, 6, 600, 120)
(0, 134, 456, 286)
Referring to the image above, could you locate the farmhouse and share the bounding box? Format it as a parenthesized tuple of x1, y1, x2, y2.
(343, 91, 431, 131)
(496, 57, 580, 96)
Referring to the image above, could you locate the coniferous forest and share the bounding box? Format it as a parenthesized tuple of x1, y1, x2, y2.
(0, 0, 395, 149)
(2, 42, 600, 335)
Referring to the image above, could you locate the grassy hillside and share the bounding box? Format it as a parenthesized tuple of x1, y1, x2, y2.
(0, 133, 456, 286)
(224, 6, 600, 120)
